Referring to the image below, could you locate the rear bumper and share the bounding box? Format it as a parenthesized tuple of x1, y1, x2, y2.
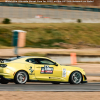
(0, 75, 13, 82)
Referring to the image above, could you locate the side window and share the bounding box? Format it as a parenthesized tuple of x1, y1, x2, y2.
(26, 58, 36, 64)
(34, 58, 55, 65)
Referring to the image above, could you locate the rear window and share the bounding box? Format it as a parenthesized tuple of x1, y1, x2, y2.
(26, 58, 55, 65)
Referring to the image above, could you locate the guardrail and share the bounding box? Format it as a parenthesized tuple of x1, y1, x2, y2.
(0, 2, 100, 12)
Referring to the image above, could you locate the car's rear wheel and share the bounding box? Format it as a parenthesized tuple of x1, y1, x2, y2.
(0, 79, 9, 84)
(14, 71, 28, 84)
(69, 71, 82, 84)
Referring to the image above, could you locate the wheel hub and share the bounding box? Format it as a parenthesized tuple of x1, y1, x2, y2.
(72, 72, 81, 84)
(17, 72, 27, 84)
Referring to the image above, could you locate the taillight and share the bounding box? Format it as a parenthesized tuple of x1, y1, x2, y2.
(0, 64, 7, 68)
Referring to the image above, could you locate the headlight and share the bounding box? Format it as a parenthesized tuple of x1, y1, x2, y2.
(0, 64, 7, 68)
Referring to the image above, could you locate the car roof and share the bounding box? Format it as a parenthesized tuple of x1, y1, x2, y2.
(21, 56, 50, 61)
(7, 56, 50, 63)
(21, 56, 47, 59)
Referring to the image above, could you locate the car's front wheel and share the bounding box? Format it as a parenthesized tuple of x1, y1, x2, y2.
(69, 71, 82, 84)
(14, 71, 28, 84)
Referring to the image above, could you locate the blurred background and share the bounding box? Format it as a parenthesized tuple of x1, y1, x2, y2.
(0, 0, 100, 82)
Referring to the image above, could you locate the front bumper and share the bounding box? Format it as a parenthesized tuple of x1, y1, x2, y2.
(84, 75, 87, 80)
(82, 75, 87, 83)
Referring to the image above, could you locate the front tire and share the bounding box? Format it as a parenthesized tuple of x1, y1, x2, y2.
(14, 71, 28, 84)
(69, 71, 82, 84)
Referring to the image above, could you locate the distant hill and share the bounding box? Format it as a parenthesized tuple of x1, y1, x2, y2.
(0, 0, 100, 6)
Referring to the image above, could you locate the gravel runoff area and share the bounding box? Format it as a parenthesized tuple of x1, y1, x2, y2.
(0, 92, 100, 100)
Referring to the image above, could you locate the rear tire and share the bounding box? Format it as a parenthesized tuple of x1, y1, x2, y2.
(0, 79, 9, 84)
(69, 71, 82, 84)
(14, 71, 28, 84)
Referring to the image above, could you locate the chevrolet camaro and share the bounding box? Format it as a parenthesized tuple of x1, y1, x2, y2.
(0, 56, 87, 84)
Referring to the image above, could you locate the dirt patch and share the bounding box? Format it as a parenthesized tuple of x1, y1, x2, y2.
(1, 48, 100, 56)
(0, 92, 100, 100)
(87, 76, 100, 82)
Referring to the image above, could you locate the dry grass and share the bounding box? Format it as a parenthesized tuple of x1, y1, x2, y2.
(0, 23, 100, 49)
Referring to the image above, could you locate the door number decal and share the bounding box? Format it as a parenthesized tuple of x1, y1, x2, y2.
(41, 65, 53, 74)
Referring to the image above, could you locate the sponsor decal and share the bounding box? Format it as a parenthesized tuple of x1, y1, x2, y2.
(41, 65, 53, 74)
(29, 66, 34, 75)
(62, 68, 66, 77)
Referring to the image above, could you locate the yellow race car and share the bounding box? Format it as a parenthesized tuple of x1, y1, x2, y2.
(0, 56, 87, 84)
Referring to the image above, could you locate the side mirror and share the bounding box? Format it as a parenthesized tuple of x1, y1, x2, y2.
(54, 62, 58, 66)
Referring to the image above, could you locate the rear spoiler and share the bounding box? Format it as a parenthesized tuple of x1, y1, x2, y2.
(0, 56, 21, 63)
(0, 58, 10, 63)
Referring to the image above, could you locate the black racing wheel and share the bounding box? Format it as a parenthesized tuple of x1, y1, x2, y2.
(14, 71, 28, 84)
(69, 71, 82, 84)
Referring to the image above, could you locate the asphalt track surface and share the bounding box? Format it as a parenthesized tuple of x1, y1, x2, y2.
(0, 82, 100, 91)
